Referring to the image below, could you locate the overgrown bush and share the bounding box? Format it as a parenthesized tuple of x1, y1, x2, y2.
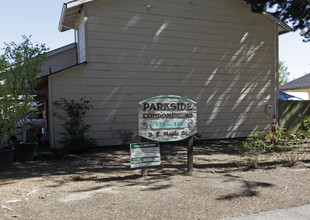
(239, 132, 269, 168)
(240, 119, 310, 168)
(279, 116, 310, 166)
(54, 97, 96, 153)
(281, 143, 308, 167)
(295, 115, 310, 140)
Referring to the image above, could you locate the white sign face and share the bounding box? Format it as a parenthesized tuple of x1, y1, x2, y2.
(130, 142, 161, 168)
(138, 95, 197, 142)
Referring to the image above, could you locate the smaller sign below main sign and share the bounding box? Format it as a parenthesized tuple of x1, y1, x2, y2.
(130, 142, 161, 168)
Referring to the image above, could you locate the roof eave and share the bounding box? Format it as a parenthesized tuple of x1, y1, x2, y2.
(263, 11, 292, 35)
(58, 0, 94, 32)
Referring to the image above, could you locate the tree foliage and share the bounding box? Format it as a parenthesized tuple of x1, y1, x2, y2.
(3, 35, 48, 97)
(0, 56, 22, 150)
(279, 61, 290, 85)
(0, 35, 48, 145)
(244, 0, 310, 42)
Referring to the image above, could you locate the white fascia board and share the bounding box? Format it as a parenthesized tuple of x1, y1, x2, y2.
(58, 3, 68, 32)
(66, 0, 94, 9)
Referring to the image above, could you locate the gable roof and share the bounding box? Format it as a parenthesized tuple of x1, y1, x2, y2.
(58, 0, 292, 33)
(48, 43, 76, 57)
(280, 73, 310, 90)
(39, 43, 78, 77)
(59, 0, 94, 32)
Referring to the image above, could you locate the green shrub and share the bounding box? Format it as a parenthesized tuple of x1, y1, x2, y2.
(240, 118, 310, 169)
(239, 132, 269, 169)
(54, 97, 96, 153)
(240, 132, 268, 155)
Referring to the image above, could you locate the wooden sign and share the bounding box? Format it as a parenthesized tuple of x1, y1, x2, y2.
(138, 95, 197, 142)
(130, 142, 161, 168)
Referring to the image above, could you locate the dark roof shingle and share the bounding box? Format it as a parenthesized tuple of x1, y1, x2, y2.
(280, 73, 310, 90)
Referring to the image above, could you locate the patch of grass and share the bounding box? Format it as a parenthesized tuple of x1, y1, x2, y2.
(35, 145, 54, 156)
(166, 155, 172, 160)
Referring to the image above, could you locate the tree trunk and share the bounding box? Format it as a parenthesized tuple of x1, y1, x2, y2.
(22, 125, 27, 143)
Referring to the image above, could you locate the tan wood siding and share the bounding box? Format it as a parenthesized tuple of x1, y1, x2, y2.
(49, 0, 275, 148)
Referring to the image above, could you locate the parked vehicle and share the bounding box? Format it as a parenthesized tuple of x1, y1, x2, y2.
(15, 113, 45, 142)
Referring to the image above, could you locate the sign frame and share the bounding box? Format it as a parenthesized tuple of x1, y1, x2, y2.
(138, 95, 197, 142)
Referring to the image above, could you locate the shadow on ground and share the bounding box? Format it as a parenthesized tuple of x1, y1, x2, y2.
(217, 179, 275, 200)
(1, 138, 308, 187)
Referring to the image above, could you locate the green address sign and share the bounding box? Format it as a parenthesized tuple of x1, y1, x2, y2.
(151, 120, 187, 129)
(138, 95, 197, 142)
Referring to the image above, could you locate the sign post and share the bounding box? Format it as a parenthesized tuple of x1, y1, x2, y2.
(135, 95, 197, 174)
(187, 136, 194, 173)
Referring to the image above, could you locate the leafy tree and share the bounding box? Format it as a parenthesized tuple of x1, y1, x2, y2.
(1, 35, 48, 143)
(244, 0, 310, 42)
(279, 61, 290, 85)
(0, 56, 22, 150)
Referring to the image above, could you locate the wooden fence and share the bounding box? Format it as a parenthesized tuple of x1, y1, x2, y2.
(278, 100, 310, 133)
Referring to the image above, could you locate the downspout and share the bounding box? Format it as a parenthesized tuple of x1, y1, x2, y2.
(273, 22, 279, 124)
(74, 29, 79, 64)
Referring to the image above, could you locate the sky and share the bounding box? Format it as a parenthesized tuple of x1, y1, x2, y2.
(0, 1, 309, 82)
(0, 1, 74, 55)
(279, 32, 310, 80)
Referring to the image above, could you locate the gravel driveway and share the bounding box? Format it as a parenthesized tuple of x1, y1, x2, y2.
(1, 139, 310, 220)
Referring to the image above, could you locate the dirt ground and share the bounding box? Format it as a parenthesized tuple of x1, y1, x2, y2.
(1, 139, 310, 220)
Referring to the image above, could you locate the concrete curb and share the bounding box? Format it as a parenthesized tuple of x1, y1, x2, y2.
(226, 204, 310, 220)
